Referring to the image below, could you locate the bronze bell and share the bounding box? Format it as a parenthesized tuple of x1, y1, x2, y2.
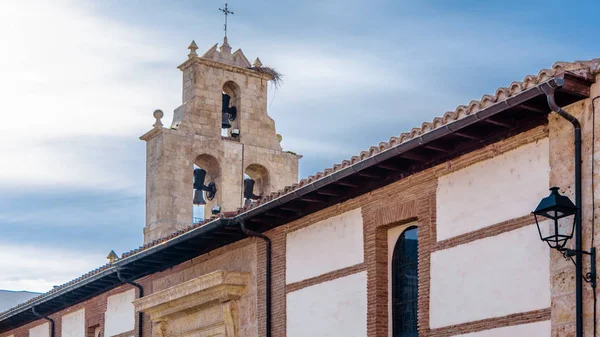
(221, 93, 237, 128)
(243, 178, 262, 206)
(222, 112, 232, 129)
(193, 189, 206, 206)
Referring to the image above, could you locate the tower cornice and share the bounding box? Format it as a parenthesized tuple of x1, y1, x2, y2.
(177, 56, 273, 80)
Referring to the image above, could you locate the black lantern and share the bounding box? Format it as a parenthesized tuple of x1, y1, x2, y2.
(532, 187, 578, 250)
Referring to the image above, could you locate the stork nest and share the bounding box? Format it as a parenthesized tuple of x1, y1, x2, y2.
(250, 66, 283, 88)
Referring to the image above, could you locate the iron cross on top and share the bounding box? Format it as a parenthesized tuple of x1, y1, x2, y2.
(219, 2, 234, 38)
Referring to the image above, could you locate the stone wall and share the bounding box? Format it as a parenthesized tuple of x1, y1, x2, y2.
(547, 73, 600, 336)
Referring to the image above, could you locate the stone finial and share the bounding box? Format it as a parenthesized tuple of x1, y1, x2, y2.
(188, 40, 198, 58)
(153, 109, 164, 128)
(253, 57, 263, 68)
(219, 37, 232, 55)
(107, 250, 119, 264)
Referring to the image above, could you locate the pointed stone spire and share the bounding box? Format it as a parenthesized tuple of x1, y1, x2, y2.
(219, 36, 232, 55)
(107, 250, 119, 264)
(253, 57, 263, 68)
(188, 40, 198, 58)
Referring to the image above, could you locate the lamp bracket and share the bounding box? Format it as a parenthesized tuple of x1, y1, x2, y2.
(560, 247, 596, 288)
(562, 248, 592, 257)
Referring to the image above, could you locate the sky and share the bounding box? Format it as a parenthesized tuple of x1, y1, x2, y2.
(0, 0, 598, 293)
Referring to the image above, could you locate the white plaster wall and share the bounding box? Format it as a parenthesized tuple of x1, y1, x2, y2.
(287, 272, 367, 337)
(429, 224, 550, 328)
(387, 223, 417, 337)
(29, 323, 49, 337)
(61, 309, 85, 337)
(104, 289, 136, 337)
(286, 208, 364, 284)
(436, 138, 549, 241)
(452, 320, 550, 337)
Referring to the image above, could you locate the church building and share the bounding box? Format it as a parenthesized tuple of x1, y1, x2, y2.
(1, 37, 599, 337)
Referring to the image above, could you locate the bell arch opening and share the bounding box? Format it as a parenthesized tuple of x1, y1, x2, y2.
(193, 154, 221, 223)
(244, 163, 270, 204)
(221, 80, 241, 137)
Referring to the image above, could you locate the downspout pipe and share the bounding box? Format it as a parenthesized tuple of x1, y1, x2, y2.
(32, 307, 54, 337)
(117, 269, 144, 337)
(542, 83, 584, 337)
(238, 219, 271, 337)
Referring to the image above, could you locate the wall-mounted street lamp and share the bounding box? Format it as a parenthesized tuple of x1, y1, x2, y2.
(533, 187, 596, 288)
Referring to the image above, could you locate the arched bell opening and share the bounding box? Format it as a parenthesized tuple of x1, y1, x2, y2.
(244, 163, 270, 206)
(193, 154, 221, 222)
(221, 80, 241, 137)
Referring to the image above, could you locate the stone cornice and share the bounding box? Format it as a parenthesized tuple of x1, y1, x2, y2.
(139, 126, 165, 142)
(177, 56, 271, 80)
(133, 270, 250, 319)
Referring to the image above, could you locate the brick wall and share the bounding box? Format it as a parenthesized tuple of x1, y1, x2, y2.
(264, 123, 551, 337)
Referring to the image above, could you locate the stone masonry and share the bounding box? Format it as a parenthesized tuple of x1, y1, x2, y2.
(140, 39, 299, 244)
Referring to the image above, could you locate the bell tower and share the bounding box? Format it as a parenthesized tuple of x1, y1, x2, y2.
(140, 38, 300, 244)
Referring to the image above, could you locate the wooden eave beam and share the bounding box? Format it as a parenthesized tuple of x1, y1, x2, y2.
(423, 144, 451, 153)
(519, 103, 548, 114)
(316, 189, 342, 197)
(484, 117, 513, 128)
(377, 162, 404, 171)
(453, 131, 479, 140)
(335, 180, 359, 187)
(398, 151, 428, 162)
(356, 171, 381, 179)
(561, 73, 592, 98)
(299, 196, 326, 203)
(279, 205, 302, 212)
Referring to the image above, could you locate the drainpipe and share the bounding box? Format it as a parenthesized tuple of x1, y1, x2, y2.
(542, 83, 584, 337)
(238, 219, 271, 337)
(32, 307, 54, 337)
(117, 270, 144, 337)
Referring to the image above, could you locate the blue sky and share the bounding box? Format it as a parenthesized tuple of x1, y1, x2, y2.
(0, 0, 598, 292)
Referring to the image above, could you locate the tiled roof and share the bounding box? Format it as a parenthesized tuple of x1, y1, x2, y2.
(0, 215, 219, 315)
(2, 58, 599, 319)
(237, 58, 600, 212)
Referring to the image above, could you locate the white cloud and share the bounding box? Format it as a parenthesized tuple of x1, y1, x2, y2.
(0, 243, 105, 293)
(0, 0, 180, 190)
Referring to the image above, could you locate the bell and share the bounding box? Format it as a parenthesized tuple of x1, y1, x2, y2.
(193, 168, 207, 190)
(222, 112, 232, 129)
(193, 189, 206, 206)
(222, 93, 231, 113)
(244, 178, 262, 202)
(194, 168, 217, 202)
(221, 93, 236, 128)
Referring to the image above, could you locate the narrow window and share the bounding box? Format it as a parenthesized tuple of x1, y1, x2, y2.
(392, 226, 418, 337)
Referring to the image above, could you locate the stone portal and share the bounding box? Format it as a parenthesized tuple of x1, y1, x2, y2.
(133, 271, 250, 337)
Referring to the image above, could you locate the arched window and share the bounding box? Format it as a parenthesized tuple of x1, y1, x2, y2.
(392, 226, 418, 337)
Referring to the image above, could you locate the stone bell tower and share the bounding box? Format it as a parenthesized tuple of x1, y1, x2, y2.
(140, 38, 300, 244)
